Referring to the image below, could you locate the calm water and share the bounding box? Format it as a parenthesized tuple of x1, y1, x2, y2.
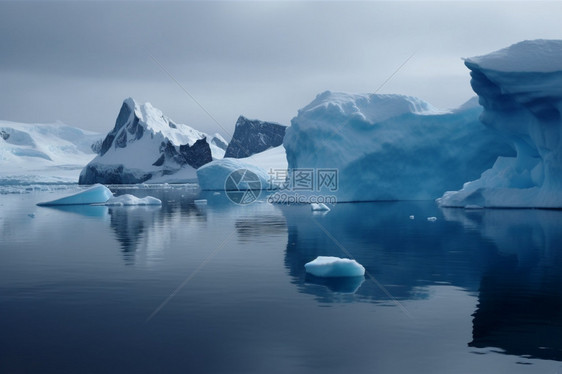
(1, 186, 562, 373)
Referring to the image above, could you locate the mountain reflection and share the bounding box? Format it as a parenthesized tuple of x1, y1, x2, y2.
(105, 186, 205, 264)
(235, 214, 286, 243)
(108, 206, 160, 262)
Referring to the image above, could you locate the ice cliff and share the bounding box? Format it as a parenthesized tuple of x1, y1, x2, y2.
(438, 40, 562, 208)
(283, 91, 513, 202)
(79, 98, 214, 184)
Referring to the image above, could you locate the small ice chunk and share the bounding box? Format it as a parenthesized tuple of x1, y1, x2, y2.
(213, 192, 221, 196)
(304, 256, 365, 277)
(194, 199, 207, 205)
(409, 215, 415, 220)
(37, 184, 112, 206)
(102, 194, 162, 206)
(311, 203, 331, 211)
(427, 216, 437, 222)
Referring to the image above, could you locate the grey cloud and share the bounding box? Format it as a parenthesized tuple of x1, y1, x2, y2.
(1, 1, 561, 135)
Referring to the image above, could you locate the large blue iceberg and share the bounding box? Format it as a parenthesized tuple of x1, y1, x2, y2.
(283, 91, 513, 202)
(438, 40, 562, 208)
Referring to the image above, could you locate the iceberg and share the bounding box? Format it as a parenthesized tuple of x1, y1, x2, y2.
(37, 184, 113, 206)
(438, 40, 562, 208)
(79, 98, 215, 184)
(196, 158, 273, 191)
(197, 146, 288, 191)
(101, 194, 162, 206)
(283, 91, 513, 202)
(304, 256, 365, 277)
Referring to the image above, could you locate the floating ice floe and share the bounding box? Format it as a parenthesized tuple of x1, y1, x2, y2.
(304, 256, 365, 277)
(409, 215, 415, 220)
(427, 216, 437, 222)
(310, 203, 331, 211)
(37, 184, 113, 206)
(101, 194, 162, 206)
(194, 199, 207, 205)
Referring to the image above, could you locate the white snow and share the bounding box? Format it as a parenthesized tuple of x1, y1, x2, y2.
(242, 145, 288, 172)
(310, 203, 330, 211)
(37, 184, 113, 206)
(284, 91, 513, 202)
(304, 256, 365, 278)
(0, 120, 102, 184)
(438, 40, 562, 208)
(209, 133, 228, 160)
(465, 39, 562, 73)
(102, 194, 162, 206)
(197, 146, 287, 191)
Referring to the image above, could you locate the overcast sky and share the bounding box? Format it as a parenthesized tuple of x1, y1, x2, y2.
(1, 1, 561, 139)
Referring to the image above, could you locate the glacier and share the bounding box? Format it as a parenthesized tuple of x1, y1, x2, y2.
(304, 256, 365, 278)
(37, 184, 113, 206)
(283, 91, 514, 202)
(0, 120, 102, 184)
(438, 40, 562, 208)
(79, 98, 218, 185)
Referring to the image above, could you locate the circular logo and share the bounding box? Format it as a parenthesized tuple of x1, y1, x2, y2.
(225, 168, 262, 205)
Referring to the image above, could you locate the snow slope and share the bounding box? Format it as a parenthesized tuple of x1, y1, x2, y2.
(0, 120, 102, 184)
(80, 98, 216, 184)
(284, 91, 514, 202)
(438, 40, 562, 208)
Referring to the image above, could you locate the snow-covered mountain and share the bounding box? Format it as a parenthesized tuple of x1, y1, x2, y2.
(224, 116, 286, 158)
(283, 91, 514, 202)
(438, 39, 562, 208)
(80, 98, 223, 184)
(0, 120, 102, 184)
(209, 132, 228, 159)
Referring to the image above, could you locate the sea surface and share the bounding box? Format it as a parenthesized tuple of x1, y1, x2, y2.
(1, 185, 562, 373)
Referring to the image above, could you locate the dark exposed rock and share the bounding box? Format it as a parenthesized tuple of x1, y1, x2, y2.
(79, 164, 152, 184)
(0, 130, 9, 141)
(224, 116, 286, 158)
(210, 135, 228, 150)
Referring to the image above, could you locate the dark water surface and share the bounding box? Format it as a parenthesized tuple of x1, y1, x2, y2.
(1, 186, 562, 373)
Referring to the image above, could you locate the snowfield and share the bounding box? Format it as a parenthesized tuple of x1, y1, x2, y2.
(0, 120, 102, 184)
